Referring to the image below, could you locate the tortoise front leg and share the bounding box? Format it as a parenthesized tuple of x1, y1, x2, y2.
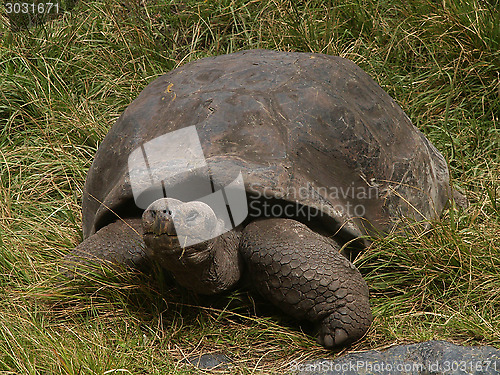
(240, 218, 372, 348)
(62, 218, 150, 276)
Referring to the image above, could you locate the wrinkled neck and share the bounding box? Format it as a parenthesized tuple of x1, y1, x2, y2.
(148, 228, 243, 295)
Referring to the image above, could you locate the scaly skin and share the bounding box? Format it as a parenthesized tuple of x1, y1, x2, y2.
(139, 200, 372, 346)
(63, 201, 372, 348)
(62, 218, 149, 275)
(240, 218, 372, 347)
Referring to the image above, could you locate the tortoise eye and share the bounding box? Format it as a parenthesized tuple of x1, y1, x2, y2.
(186, 211, 199, 222)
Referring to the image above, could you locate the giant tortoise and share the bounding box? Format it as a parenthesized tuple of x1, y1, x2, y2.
(63, 49, 455, 348)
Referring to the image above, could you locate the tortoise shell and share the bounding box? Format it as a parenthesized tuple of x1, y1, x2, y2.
(82, 49, 450, 246)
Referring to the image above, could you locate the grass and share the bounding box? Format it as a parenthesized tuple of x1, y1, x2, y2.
(0, 0, 499, 373)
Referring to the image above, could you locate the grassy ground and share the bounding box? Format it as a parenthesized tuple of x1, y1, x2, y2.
(0, 0, 499, 373)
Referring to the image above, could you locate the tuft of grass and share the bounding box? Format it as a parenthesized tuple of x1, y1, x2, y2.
(0, 0, 499, 373)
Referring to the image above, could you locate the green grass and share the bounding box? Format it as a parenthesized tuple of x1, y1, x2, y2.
(0, 0, 499, 373)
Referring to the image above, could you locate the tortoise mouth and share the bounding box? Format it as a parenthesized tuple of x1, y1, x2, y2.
(143, 231, 177, 238)
(143, 231, 182, 253)
(143, 231, 212, 256)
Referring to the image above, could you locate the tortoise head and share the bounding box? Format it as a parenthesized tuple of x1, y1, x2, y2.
(142, 198, 224, 261)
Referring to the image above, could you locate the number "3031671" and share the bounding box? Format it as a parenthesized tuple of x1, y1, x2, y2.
(5, 2, 60, 14)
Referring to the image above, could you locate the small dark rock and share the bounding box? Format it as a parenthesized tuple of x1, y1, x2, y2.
(182, 353, 232, 370)
(289, 340, 500, 375)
